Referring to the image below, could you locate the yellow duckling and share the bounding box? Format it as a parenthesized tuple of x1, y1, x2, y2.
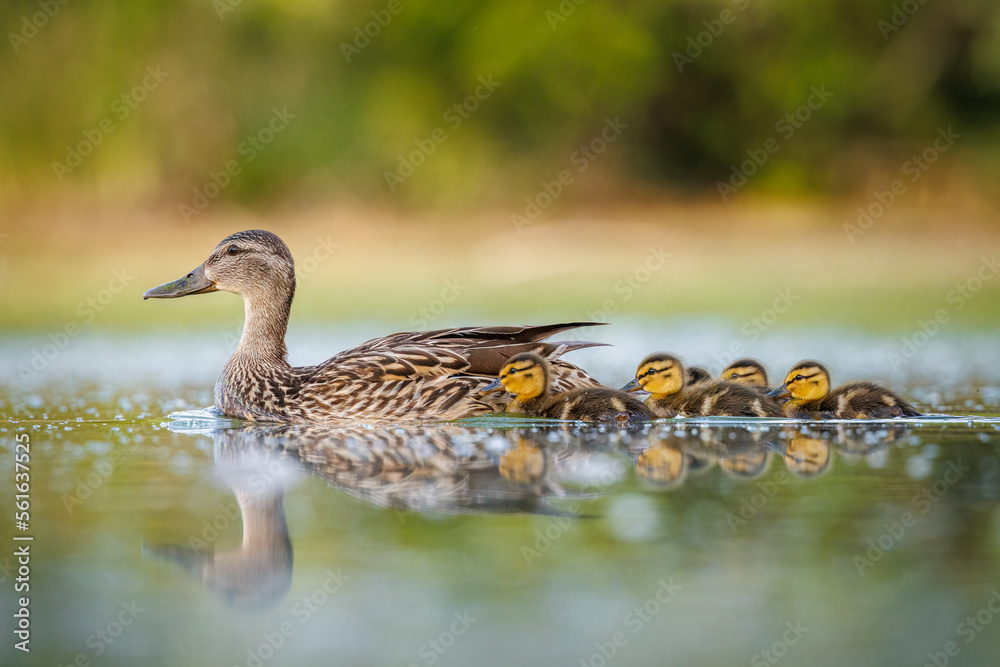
(768, 360, 920, 419)
(482, 353, 655, 424)
(720, 358, 771, 392)
(622, 353, 785, 418)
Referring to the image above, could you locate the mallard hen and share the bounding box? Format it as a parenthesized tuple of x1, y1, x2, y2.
(144, 230, 602, 421)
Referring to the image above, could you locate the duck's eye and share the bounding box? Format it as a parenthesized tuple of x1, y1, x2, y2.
(794, 375, 804, 381)
(507, 368, 517, 376)
(227, 245, 240, 255)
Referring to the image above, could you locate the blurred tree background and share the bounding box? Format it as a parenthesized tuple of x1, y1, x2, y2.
(2, 0, 999, 209)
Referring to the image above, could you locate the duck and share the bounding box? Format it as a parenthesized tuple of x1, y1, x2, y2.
(622, 353, 785, 418)
(720, 358, 771, 392)
(143, 230, 604, 421)
(767, 360, 921, 419)
(481, 352, 655, 424)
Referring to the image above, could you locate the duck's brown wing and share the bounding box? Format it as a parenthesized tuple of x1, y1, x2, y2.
(292, 323, 606, 419)
(344, 322, 606, 376)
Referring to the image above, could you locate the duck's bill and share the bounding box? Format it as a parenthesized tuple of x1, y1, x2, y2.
(766, 386, 791, 399)
(620, 378, 641, 392)
(143, 263, 217, 299)
(480, 378, 505, 394)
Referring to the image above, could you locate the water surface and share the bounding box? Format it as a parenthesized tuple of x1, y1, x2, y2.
(2, 322, 1000, 666)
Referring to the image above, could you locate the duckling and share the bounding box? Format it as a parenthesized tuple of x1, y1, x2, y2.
(720, 358, 771, 392)
(143, 230, 605, 421)
(767, 360, 920, 419)
(482, 353, 655, 424)
(622, 354, 785, 418)
(686, 365, 713, 386)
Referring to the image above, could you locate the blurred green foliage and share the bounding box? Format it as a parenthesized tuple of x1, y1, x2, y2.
(2, 0, 999, 206)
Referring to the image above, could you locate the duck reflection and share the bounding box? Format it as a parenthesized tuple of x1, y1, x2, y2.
(144, 426, 297, 611)
(145, 418, 913, 608)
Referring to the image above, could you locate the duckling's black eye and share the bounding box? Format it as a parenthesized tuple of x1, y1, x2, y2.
(507, 368, 517, 376)
(794, 375, 804, 381)
(227, 245, 240, 255)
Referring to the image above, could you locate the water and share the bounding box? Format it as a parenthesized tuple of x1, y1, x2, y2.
(2, 321, 1000, 666)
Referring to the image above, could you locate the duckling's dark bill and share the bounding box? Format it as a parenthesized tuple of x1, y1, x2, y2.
(620, 378, 641, 392)
(766, 386, 790, 399)
(481, 378, 505, 394)
(143, 263, 217, 299)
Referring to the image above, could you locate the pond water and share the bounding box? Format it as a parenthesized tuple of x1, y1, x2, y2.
(2, 320, 1000, 667)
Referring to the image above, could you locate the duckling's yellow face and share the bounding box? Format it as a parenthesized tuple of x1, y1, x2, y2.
(780, 364, 830, 402)
(497, 357, 547, 400)
(632, 357, 684, 396)
(785, 437, 831, 478)
(721, 363, 768, 388)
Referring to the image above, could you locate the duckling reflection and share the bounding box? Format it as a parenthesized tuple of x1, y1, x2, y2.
(499, 435, 550, 486)
(782, 435, 833, 478)
(144, 426, 296, 611)
(719, 444, 771, 479)
(691, 425, 779, 481)
(634, 437, 687, 489)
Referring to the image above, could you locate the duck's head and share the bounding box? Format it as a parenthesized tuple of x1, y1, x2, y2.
(143, 230, 296, 304)
(621, 353, 684, 396)
(768, 360, 830, 402)
(721, 358, 769, 388)
(481, 352, 550, 400)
